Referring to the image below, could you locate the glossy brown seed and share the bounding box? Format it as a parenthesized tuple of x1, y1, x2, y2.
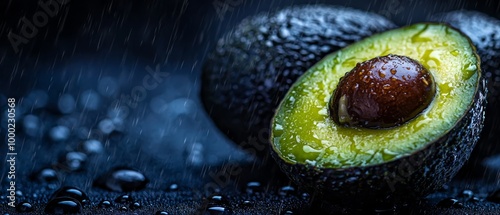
(329, 54, 435, 128)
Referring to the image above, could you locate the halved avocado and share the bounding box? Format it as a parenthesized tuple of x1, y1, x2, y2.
(270, 23, 486, 204)
(201, 5, 396, 154)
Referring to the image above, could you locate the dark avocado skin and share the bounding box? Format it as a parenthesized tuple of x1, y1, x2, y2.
(270, 68, 487, 206)
(430, 11, 500, 173)
(201, 5, 396, 153)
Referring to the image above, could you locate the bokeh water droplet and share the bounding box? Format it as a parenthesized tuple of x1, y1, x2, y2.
(57, 94, 76, 114)
(79, 89, 101, 111)
(81, 139, 104, 154)
(49, 126, 70, 141)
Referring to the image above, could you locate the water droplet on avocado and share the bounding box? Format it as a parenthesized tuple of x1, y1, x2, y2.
(411, 25, 433, 43)
(156, 211, 169, 215)
(462, 63, 477, 80)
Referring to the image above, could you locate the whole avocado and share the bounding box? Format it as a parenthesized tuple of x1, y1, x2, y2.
(201, 5, 396, 153)
(430, 11, 500, 171)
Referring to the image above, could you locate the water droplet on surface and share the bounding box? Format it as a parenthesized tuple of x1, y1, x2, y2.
(16, 202, 33, 212)
(436, 198, 464, 208)
(98, 118, 115, 134)
(241, 200, 253, 207)
(279, 186, 296, 196)
(98, 168, 148, 192)
(45, 197, 82, 214)
(51, 186, 90, 206)
(98, 200, 112, 208)
(49, 126, 70, 141)
(156, 212, 169, 215)
(130, 202, 141, 210)
(115, 194, 134, 204)
(205, 206, 229, 214)
(245, 181, 264, 194)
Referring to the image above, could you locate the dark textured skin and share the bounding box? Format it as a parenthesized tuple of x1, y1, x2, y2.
(430, 11, 500, 174)
(201, 5, 396, 153)
(271, 69, 487, 206)
(330, 55, 435, 128)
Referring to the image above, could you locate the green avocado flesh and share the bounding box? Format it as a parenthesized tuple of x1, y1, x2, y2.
(272, 23, 480, 169)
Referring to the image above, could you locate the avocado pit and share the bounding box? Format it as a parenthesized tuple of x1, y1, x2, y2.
(330, 54, 436, 128)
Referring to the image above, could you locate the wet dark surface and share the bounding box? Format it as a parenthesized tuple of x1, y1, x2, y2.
(1, 0, 500, 214)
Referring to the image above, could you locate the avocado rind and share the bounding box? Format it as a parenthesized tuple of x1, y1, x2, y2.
(201, 5, 396, 153)
(270, 23, 487, 204)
